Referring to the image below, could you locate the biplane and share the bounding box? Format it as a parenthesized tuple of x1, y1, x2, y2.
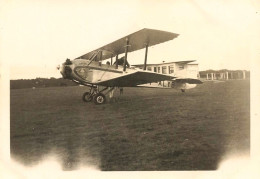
(58, 28, 202, 104)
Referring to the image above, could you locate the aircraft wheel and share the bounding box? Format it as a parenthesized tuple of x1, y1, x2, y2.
(181, 89, 185, 92)
(82, 92, 93, 102)
(93, 93, 106, 105)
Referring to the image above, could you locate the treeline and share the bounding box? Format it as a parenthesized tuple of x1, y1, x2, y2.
(10, 78, 78, 89)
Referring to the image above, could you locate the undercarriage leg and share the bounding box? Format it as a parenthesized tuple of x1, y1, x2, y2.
(82, 86, 117, 104)
(108, 87, 115, 99)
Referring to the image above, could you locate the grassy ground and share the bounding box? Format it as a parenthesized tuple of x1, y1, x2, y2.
(10, 80, 250, 170)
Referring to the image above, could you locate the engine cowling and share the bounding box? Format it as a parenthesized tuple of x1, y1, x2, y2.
(60, 59, 73, 79)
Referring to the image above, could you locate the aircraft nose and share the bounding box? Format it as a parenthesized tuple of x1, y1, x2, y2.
(64, 66, 72, 79)
(59, 64, 66, 78)
(60, 63, 73, 79)
(59, 59, 73, 79)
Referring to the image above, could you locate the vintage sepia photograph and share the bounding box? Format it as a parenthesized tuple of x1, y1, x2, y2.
(1, 0, 259, 178)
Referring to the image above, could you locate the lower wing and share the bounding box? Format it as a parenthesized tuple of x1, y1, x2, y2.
(174, 78, 203, 84)
(95, 71, 174, 87)
(136, 78, 202, 89)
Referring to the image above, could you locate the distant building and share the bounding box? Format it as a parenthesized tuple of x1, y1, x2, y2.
(132, 60, 199, 79)
(199, 70, 250, 80)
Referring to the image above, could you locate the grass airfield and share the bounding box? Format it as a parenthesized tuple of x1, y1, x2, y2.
(10, 80, 250, 171)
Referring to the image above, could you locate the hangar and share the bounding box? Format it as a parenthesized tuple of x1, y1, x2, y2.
(199, 70, 250, 80)
(132, 60, 199, 79)
(131, 60, 200, 89)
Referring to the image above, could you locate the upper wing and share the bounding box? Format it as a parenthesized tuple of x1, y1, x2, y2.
(95, 71, 174, 87)
(76, 28, 179, 60)
(174, 78, 203, 84)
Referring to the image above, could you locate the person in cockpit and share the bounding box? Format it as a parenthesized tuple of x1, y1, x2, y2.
(113, 56, 130, 67)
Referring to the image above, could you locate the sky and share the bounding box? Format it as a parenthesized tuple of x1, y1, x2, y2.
(0, 0, 259, 79)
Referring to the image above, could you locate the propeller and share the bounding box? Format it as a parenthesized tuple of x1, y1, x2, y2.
(57, 58, 73, 79)
(56, 65, 60, 70)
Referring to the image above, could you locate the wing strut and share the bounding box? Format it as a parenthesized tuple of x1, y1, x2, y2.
(115, 54, 119, 69)
(123, 38, 129, 71)
(99, 51, 103, 66)
(110, 55, 113, 65)
(143, 44, 148, 70)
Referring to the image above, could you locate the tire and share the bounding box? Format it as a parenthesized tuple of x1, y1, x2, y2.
(82, 92, 93, 102)
(93, 93, 106, 105)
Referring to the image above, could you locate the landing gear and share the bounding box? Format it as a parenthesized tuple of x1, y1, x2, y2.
(82, 86, 109, 105)
(181, 89, 185, 92)
(82, 92, 93, 102)
(93, 93, 106, 105)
